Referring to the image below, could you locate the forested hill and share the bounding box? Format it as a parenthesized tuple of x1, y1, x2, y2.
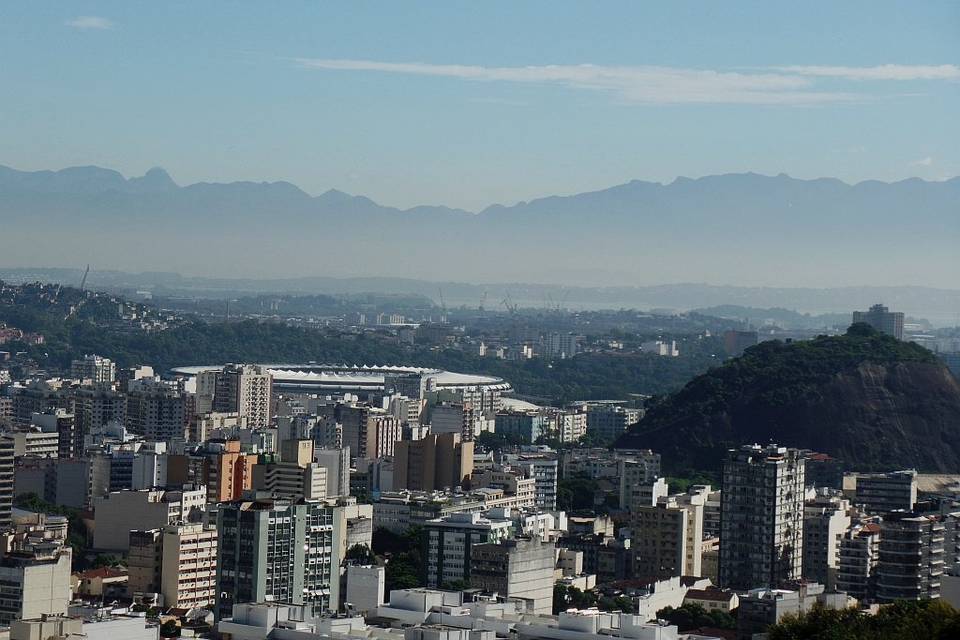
(0, 281, 721, 403)
(616, 324, 960, 475)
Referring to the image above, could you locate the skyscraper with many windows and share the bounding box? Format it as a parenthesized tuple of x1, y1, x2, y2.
(720, 444, 805, 590)
(215, 498, 338, 620)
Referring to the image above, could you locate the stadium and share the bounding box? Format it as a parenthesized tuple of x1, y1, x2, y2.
(171, 363, 512, 395)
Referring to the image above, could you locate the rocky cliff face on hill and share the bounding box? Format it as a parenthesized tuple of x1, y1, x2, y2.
(616, 325, 960, 475)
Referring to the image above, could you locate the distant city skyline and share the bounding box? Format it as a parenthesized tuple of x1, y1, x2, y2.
(1, 2, 958, 210)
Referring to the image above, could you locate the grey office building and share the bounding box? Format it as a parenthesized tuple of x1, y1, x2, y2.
(215, 498, 337, 619)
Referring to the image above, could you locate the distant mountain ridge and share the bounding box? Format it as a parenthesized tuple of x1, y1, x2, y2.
(3, 163, 957, 215)
(1, 163, 957, 291)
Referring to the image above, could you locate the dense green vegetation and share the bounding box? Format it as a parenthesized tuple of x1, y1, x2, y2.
(656, 603, 736, 632)
(768, 600, 960, 640)
(617, 324, 960, 475)
(372, 526, 424, 592)
(1, 281, 722, 403)
(14, 493, 91, 571)
(556, 475, 620, 513)
(552, 584, 634, 615)
(645, 324, 937, 425)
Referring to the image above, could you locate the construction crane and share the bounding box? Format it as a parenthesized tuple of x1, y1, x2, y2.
(479, 290, 488, 313)
(436, 287, 448, 324)
(79, 264, 90, 291)
(501, 293, 519, 315)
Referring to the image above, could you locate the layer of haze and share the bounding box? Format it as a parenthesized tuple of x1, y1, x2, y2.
(0, 2, 957, 290)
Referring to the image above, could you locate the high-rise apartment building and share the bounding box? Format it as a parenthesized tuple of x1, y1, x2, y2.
(73, 387, 126, 448)
(364, 411, 403, 459)
(584, 404, 641, 443)
(613, 452, 662, 513)
(92, 487, 207, 552)
(494, 411, 550, 443)
(631, 494, 704, 579)
(213, 364, 272, 427)
(252, 440, 328, 500)
(423, 511, 513, 589)
(339, 406, 402, 460)
(876, 512, 945, 602)
(215, 498, 340, 619)
(127, 529, 162, 599)
(393, 433, 474, 492)
(31, 410, 79, 459)
(621, 476, 668, 513)
(125, 378, 188, 442)
(836, 521, 881, 602)
(555, 408, 588, 443)
(543, 333, 581, 359)
(719, 444, 805, 590)
(852, 303, 904, 340)
(0, 542, 72, 626)
(469, 538, 556, 614)
(0, 435, 13, 529)
(3, 430, 59, 458)
(313, 447, 351, 498)
(10, 382, 71, 429)
(161, 523, 218, 609)
(853, 470, 917, 514)
(197, 440, 257, 503)
(430, 402, 477, 441)
(516, 457, 559, 511)
(70, 354, 116, 385)
(802, 490, 851, 589)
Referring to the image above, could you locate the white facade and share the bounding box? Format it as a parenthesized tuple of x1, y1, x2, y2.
(314, 448, 350, 498)
(346, 564, 385, 615)
(0, 548, 72, 626)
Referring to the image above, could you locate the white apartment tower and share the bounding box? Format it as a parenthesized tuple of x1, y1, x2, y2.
(70, 354, 116, 385)
(802, 490, 851, 589)
(213, 364, 272, 427)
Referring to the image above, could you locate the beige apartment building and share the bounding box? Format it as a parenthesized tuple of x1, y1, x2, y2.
(161, 523, 218, 609)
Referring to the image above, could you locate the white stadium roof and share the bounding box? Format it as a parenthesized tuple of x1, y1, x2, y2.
(171, 363, 511, 392)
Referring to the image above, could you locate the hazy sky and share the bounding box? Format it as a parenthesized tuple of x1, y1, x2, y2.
(1, 1, 958, 210)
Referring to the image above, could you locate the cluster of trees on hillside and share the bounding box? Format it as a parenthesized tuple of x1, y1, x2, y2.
(769, 600, 960, 639)
(1, 282, 723, 403)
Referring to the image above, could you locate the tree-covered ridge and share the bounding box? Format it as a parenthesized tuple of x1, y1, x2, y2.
(769, 600, 960, 640)
(618, 324, 960, 475)
(645, 323, 937, 421)
(0, 281, 721, 403)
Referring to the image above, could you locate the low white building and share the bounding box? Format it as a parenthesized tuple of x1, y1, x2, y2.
(346, 564, 385, 615)
(10, 613, 158, 640)
(515, 610, 679, 640)
(217, 602, 366, 640)
(634, 577, 712, 623)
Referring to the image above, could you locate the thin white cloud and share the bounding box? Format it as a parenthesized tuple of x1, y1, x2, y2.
(776, 64, 960, 81)
(295, 59, 858, 105)
(66, 16, 114, 30)
(910, 157, 934, 167)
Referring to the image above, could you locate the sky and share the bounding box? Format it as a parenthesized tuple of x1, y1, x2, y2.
(1, 1, 958, 210)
